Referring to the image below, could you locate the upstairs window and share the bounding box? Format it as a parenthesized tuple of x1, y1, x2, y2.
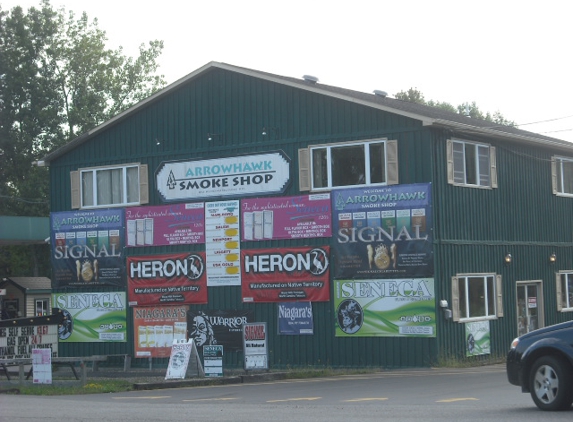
(452, 274, 503, 321)
(447, 139, 497, 188)
(298, 139, 398, 191)
(552, 156, 573, 196)
(70, 163, 148, 209)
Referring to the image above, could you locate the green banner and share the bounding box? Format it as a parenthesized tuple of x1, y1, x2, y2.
(465, 321, 491, 356)
(334, 279, 436, 337)
(53, 292, 127, 342)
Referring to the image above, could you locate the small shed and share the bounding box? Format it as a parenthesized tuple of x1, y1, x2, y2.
(0, 277, 52, 318)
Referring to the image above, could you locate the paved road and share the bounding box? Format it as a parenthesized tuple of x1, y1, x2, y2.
(1, 364, 571, 421)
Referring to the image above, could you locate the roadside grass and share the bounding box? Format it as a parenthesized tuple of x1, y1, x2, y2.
(1, 357, 505, 396)
(7, 380, 135, 396)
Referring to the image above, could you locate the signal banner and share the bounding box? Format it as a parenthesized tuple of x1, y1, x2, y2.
(50, 209, 125, 288)
(332, 183, 433, 279)
(334, 279, 436, 338)
(241, 246, 330, 303)
(127, 252, 207, 306)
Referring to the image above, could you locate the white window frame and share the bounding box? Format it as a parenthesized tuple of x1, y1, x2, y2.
(298, 139, 398, 192)
(556, 271, 573, 312)
(451, 273, 503, 322)
(551, 156, 573, 197)
(447, 139, 497, 189)
(70, 163, 148, 209)
(35, 298, 49, 316)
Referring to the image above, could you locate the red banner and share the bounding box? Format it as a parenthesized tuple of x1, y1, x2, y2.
(127, 252, 207, 306)
(241, 246, 330, 303)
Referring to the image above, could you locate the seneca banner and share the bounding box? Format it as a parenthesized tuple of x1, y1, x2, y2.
(334, 279, 436, 337)
(332, 183, 433, 279)
(50, 209, 125, 288)
(53, 292, 127, 342)
(127, 252, 208, 306)
(241, 246, 330, 303)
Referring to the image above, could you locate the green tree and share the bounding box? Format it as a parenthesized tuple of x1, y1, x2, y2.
(0, 0, 166, 277)
(394, 88, 514, 125)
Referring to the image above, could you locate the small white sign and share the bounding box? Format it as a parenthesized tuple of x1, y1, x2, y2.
(0, 289, 6, 295)
(32, 348, 52, 384)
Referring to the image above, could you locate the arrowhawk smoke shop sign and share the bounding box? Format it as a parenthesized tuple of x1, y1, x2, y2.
(156, 151, 291, 201)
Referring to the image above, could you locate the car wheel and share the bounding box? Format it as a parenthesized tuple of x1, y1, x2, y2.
(529, 356, 573, 411)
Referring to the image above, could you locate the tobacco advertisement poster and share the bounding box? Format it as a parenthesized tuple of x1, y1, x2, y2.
(127, 252, 207, 306)
(50, 209, 125, 288)
(334, 279, 436, 337)
(332, 183, 433, 279)
(241, 246, 330, 303)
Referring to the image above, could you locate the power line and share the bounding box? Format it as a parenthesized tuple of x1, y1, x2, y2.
(0, 194, 48, 204)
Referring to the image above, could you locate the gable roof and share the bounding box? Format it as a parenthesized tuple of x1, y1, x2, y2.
(1, 277, 52, 293)
(38, 61, 573, 165)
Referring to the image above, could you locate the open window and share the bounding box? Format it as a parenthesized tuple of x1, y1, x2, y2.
(299, 139, 398, 192)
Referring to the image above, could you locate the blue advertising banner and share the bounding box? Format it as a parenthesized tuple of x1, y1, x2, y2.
(332, 183, 433, 279)
(277, 302, 314, 335)
(50, 209, 125, 288)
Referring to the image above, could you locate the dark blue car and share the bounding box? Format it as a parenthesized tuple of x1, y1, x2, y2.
(507, 321, 573, 410)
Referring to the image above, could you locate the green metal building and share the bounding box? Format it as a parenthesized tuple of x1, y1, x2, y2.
(39, 62, 573, 369)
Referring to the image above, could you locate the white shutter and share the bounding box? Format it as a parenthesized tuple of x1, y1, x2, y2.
(451, 276, 460, 322)
(556, 273, 563, 311)
(386, 140, 399, 185)
(298, 148, 311, 191)
(490, 146, 498, 188)
(446, 139, 454, 185)
(70, 171, 80, 209)
(496, 275, 503, 317)
(551, 158, 558, 194)
(139, 164, 149, 204)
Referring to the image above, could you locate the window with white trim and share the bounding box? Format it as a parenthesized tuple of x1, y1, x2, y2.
(298, 139, 398, 191)
(557, 272, 573, 311)
(551, 156, 573, 196)
(447, 139, 497, 188)
(70, 163, 148, 209)
(35, 299, 49, 316)
(452, 274, 503, 321)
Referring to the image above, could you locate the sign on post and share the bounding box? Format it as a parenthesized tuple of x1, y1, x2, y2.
(203, 345, 223, 377)
(243, 322, 268, 370)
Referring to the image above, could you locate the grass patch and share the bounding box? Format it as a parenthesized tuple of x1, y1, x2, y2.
(4, 380, 134, 396)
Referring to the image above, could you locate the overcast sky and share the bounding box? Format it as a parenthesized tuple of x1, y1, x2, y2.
(4, 0, 573, 142)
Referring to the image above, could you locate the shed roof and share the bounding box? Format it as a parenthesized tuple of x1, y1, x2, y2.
(39, 61, 573, 165)
(1, 277, 52, 293)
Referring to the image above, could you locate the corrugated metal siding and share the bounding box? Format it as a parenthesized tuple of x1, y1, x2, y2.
(49, 69, 462, 368)
(432, 131, 573, 360)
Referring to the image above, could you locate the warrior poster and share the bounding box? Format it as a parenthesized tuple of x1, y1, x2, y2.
(332, 183, 433, 279)
(50, 209, 125, 288)
(187, 309, 253, 350)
